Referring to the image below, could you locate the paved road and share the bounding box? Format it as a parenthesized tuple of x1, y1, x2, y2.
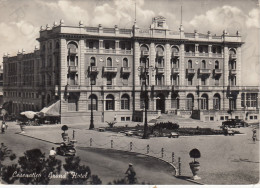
(0, 124, 192, 185)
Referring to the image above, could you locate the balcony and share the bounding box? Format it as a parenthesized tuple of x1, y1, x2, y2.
(185, 52, 195, 56)
(198, 53, 209, 57)
(172, 68, 180, 75)
(69, 66, 78, 73)
(213, 69, 222, 75)
(229, 54, 237, 60)
(67, 85, 80, 91)
(88, 66, 99, 74)
(120, 50, 132, 55)
(186, 69, 196, 75)
(156, 67, 165, 74)
(86, 48, 98, 53)
(156, 51, 164, 57)
(141, 51, 149, 57)
(103, 67, 117, 73)
(104, 49, 116, 54)
(199, 69, 211, 75)
(229, 69, 237, 75)
(121, 67, 131, 74)
(172, 52, 180, 57)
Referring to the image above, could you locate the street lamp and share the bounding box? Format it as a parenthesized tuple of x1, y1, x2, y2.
(89, 65, 94, 130)
(138, 62, 154, 139)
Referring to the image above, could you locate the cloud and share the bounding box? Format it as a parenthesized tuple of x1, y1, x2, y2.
(246, 8, 260, 28)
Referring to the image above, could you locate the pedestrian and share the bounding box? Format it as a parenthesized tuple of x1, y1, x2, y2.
(252, 128, 257, 143)
(1, 121, 6, 134)
(49, 147, 56, 159)
(125, 163, 136, 184)
(114, 114, 117, 122)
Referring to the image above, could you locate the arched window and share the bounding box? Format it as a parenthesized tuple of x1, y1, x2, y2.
(213, 93, 221, 110)
(202, 60, 206, 69)
(107, 57, 112, 67)
(171, 93, 179, 109)
(90, 57, 96, 66)
(106, 94, 114, 110)
(171, 46, 179, 53)
(241, 93, 245, 107)
(215, 61, 219, 69)
(55, 42, 60, 49)
(123, 58, 128, 67)
(186, 94, 194, 110)
(201, 94, 208, 110)
(188, 60, 192, 69)
(121, 94, 130, 110)
(140, 44, 149, 52)
(68, 42, 78, 54)
(88, 94, 98, 111)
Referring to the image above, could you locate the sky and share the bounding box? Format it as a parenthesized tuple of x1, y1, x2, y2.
(0, 0, 259, 85)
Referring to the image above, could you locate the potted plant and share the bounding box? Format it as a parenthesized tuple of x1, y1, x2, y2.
(61, 125, 69, 142)
(189, 148, 201, 180)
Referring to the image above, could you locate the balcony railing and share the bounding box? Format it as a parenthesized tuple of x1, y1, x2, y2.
(121, 67, 131, 74)
(141, 51, 149, 57)
(229, 54, 237, 59)
(88, 66, 99, 73)
(186, 69, 196, 74)
(67, 85, 80, 90)
(86, 48, 98, 53)
(213, 69, 222, 75)
(104, 49, 116, 54)
(229, 69, 237, 75)
(212, 53, 222, 58)
(172, 52, 180, 57)
(156, 67, 165, 74)
(199, 53, 209, 57)
(199, 69, 211, 75)
(156, 51, 164, 57)
(185, 52, 195, 56)
(103, 67, 117, 73)
(120, 50, 132, 54)
(172, 68, 180, 74)
(69, 66, 78, 73)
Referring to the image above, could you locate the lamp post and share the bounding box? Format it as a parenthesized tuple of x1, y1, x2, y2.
(138, 61, 154, 139)
(89, 65, 94, 130)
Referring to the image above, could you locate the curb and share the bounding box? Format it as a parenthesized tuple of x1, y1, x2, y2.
(17, 132, 59, 145)
(17, 132, 204, 185)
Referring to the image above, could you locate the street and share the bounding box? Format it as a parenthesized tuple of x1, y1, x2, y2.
(0, 123, 193, 185)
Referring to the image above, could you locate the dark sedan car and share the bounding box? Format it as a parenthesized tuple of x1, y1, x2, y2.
(221, 119, 248, 128)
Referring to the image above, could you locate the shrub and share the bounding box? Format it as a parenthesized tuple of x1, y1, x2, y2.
(189, 148, 201, 163)
(153, 122, 179, 130)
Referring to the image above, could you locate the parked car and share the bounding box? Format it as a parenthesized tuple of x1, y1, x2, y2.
(221, 119, 248, 128)
(56, 142, 76, 156)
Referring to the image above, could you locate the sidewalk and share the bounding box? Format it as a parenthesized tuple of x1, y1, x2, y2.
(16, 122, 259, 185)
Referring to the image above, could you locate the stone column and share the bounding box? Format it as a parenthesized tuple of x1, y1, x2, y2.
(60, 39, 67, 86)
(115, 40, 120, 54)
(236, 47, 242, 86)
(134, 41, 140, 86)
(150, 43, 156, 86)
(223, 46, 229, 86)
(208, 45, 212, 57)
(99, 40, 103, 53)
(179, 44, 185, 86)
(79, 39, 85, 85)
(165, 44, 171, 85)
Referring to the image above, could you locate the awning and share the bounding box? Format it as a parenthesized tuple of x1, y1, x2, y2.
(40, 100, 60, 117)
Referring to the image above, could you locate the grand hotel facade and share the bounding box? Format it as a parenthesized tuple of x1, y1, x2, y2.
(3, 17, 259, 124)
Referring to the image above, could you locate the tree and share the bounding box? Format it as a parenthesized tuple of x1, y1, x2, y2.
(2, 148, 62, 185)
(61, 156, 102, 185)
(189, 148, 201, 163)
(0, 143, 17, 184)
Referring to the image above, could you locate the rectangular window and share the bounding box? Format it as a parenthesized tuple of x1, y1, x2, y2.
(121, 99, 129, 110)
(254, 116, 258, 119)
(188, 77, 193, 86)
(225, 116, 229, 120)
(201, 77, 206, 86)
(106, 100, 114, 110)
(215, 77, 220, 86)
(121, 117, 125, 121)
(126, 117, 130, 121)
(250, 116, 253, 120)
(210, 117, 214, 121)
(220, 116, 224, 120)
(107, 76, 112, 85)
